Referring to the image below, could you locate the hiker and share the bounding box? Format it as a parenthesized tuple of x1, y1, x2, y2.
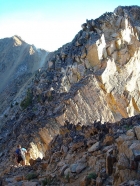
(15, 144, 27, 166)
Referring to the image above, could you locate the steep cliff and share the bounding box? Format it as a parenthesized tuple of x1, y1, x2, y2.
(48, 5, 140, 123)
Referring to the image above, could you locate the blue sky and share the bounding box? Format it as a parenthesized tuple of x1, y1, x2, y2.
(0, 0, 140, 51)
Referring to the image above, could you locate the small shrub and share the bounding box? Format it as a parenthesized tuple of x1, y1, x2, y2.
(87, 172, 97, 180)
(4, 114, 8, 118)
(37, 95, 42, 103)
(124, 125, 132, 131)
(33, 107, 37, 111)
(26, 173, 38, 181)
(15, 102, 19, 105)
(48, 95, 53, 102)
(20, 89, 33, 109)
(42, 178, 51, 186)
(65, 173, 70, 183)
(10, 103, 13, 108)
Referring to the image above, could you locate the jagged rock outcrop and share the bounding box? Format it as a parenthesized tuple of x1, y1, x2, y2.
(1, 115, 140, 185)
(25, 5, 140, 125)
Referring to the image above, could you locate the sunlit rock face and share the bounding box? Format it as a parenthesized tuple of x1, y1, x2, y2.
(56, 6, 140, 123)
(36, 6, 140, 126)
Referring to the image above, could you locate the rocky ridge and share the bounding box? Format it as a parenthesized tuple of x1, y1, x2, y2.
(0, 35, 49, 128)
(0, 5, 140, 186)
(1, 115, 140, 185)
(27, 5, 140, 123)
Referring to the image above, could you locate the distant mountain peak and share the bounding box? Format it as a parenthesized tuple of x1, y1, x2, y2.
(12, 35, 25, 46)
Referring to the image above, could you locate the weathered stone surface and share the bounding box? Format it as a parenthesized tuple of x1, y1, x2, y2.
(113, 169, 139, 186)
(88, 142, 100, 152)
(126, 129, 135, 138)
(59, 164, 69, 176)
(134, 126, 140, 140)
(103, 135, 114, 145)
(71, 141, 85, 152)
(117, 153, 130, 170)
(76, 162, 87, 174)
(14, 175, 23, 181)
(96, 173, 103, 186)
(70, 164, 78, 173)
(133, 150, 140, 161)
(22, 181, 39, 186)
(80, 175, 91, 186)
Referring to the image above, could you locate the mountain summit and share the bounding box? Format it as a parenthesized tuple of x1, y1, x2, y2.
(0, 35, 49, 122)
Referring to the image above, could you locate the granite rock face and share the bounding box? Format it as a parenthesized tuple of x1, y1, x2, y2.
(33, 5, 140, 124)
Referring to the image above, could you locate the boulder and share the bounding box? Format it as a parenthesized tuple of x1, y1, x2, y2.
(80, 176, 91, 186)
(71, 141, 85, 152)
(117, 153, 130, 170)
(14, 175, 23, 181)
(60, 164, 69, 176)
(70, 164, 78, 173)
(70, 162, 87, 174)
(76, 162, 87, 174)
(134, 126, 140, 140)
(103, 134, 114, 145)
(133, 150, 140, 161)
(126, 129, 135, 139)
(40, 161, 48, 170)
(88, 142, 100, 152)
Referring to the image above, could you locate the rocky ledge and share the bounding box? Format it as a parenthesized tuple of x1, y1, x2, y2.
(1, 115, 140, 185)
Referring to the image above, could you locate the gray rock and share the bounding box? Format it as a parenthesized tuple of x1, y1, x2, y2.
(76, 163, 87, 174)
(134, 126, 140, 140)
(60, 164, 69, 176)
(88, 142, 100, 152)
(133, 150, 140, 161)
(70, 164, 78, 173)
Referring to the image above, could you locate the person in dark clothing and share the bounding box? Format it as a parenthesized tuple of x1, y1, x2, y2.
(15, 144, 27, 166)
